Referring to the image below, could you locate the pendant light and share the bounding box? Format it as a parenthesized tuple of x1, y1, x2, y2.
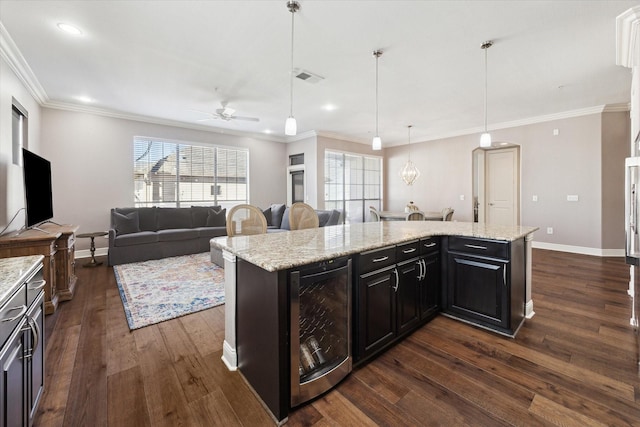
(480, 40, 493, 148)
(372, 50, 383, 150)
(285, 1, 300, 136)
(400, 125, 420, 185)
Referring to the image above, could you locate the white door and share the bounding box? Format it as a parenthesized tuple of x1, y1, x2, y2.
(486, 148, 519, 226)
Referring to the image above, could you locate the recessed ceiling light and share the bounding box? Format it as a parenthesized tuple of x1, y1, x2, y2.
(75, 95, 93, 103)
(264, 129, 273, 134)
(323, 104, 337, 111)
(57, 23, 83, 36)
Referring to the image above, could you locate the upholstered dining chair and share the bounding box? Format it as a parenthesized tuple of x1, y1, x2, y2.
(442, 207, 454, 221)
(289, 202, 319, 230)
(226, 204, 268, 236)
(369, 206, 381, 222)
(406, 211, 426, 221)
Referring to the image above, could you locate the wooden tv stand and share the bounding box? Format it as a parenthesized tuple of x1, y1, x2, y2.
(0, 223, 78, 314)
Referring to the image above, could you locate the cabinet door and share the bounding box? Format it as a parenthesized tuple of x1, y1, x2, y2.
(446, 252, 509, 330)
(26, 293, 45, 425)
(396, 258, 420, 336)
(420, 251, 441, 321)
(357, 266, 396, 359)
(0, 326, 26, 427)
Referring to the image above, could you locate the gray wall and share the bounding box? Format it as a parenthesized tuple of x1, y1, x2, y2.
(384, 112, 629, 252)
(39, 108, 287, 252)
(0, 56, 42, 230)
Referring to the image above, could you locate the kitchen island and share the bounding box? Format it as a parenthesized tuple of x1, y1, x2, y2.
(211, 221, 537, 423)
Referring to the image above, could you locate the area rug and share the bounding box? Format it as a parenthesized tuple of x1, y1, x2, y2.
(113, 252, 224, 330)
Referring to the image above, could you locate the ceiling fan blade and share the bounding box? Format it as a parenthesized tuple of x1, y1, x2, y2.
(232, 116, 260, 122)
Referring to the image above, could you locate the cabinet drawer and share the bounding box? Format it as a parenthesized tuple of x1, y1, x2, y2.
(359, 246, 396, 274)
(0, 286, 27, 348)
(420, 237, 440, 255)
(26, 265, 45, 308)
(448, 236, 509, 259)
(396, 240, 420, 262)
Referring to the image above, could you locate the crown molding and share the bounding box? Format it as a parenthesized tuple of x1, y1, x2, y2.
(283, 130, 318, 143)
(381, 104, 628, 147)
(0, 21, 48, 104)
(616, 6, 640, 68)
(316, 131, 369, 145)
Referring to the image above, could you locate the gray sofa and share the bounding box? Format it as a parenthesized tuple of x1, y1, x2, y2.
(108, 206, 227, 266)
(262, 203, 342, 231)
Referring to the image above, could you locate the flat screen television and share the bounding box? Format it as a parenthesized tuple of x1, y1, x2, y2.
(22, 148, 54, 228)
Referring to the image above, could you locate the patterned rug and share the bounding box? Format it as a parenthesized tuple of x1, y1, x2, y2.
(113, 252, 224, 330)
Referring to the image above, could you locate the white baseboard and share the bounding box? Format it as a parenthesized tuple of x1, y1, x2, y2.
(222, 340, 238, 371)
(525, 300, 535, 319)
(531, 242, 625, 257)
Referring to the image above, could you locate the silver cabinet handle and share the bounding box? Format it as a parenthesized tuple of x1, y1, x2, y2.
(418, 259, 426, 281)
(421, 259, 427, 281)
(464, 244, 487, 250)
(393, 269, 399, 292)
(503, 265, 507, 286)
(402, 248, 417, 254)
(373, 256, 389, 263)
(423, 242, 436, 248)
(2, 305, 27, 322)
(28, 280, 46, 291)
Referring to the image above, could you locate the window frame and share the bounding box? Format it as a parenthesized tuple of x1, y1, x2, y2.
(324, 149, 383, 223)
(133, 136, 249, 209)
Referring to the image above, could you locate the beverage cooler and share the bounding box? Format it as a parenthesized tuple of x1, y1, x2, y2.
(289, 257, 352, 407)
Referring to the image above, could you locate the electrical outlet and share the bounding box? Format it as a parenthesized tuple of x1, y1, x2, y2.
(567, 195, 579, 202)
(547, 227, 554, 234)
(459, 195, 465, 201)
(532, 195, 538, 202)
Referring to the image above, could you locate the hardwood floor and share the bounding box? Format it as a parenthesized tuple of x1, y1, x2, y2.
(34, 249, 639, 426)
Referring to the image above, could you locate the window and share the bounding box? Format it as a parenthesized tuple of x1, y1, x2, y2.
(12, 98, 28, 166)
(324, 151, 382, 223)
(133, 137, 248, 208)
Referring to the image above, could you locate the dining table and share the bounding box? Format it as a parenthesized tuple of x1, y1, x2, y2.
(378, 210, 443, 221)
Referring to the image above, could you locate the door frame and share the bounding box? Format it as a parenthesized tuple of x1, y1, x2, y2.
(472, 144, 521, 225)
(287, 165, 306, 206)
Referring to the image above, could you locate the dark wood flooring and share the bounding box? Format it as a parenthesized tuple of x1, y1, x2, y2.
(34, 249, 640, 426)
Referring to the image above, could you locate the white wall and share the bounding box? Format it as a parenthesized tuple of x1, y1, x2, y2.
(40, 108, 286, 252)
(0, 55, 42, 232)
(385, 112, 629, 252)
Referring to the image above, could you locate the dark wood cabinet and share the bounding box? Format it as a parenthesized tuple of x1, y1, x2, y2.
(444, 236, 525, 336)
(355, 239, 442, 363)
(419, 238, 441, 321)
(0, 258, 45, 427)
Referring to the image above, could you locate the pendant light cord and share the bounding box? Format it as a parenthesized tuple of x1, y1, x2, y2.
(375, 53, 379, 136)
(484, 45, 488, 133)
(289, 6, 295, 117)
(407, 125, 412, 161)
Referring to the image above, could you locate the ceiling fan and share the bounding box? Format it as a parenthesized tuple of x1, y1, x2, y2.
(193, 101, 259, 122)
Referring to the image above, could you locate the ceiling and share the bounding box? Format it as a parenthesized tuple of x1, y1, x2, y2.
(0, 0, 636, 146)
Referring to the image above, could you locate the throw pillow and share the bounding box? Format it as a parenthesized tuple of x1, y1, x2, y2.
(270, 204, 286, 228)
(262, 207, 272, 226)
(280, 207, 291, 230)
(206, 208, 226, 227)
(113, 211, 140, 235)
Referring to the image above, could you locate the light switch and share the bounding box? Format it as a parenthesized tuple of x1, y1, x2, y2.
(459, 195, 465, 201)
(532, 195, 538, 202)
(553, 129, 559, 136)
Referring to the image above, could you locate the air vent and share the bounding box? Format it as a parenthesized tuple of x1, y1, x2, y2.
(293, 68, 324, 84)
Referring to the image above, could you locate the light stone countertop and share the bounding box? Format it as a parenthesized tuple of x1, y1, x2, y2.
(0, 255, 44, 305)
(211, 221, 538, 272)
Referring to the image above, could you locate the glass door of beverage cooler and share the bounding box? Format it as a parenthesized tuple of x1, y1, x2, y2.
(290, 257, 352, 407)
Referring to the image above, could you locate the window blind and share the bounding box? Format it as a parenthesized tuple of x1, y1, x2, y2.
(133, 137, 249, 208)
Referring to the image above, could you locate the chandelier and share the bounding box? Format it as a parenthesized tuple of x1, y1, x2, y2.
(400, 125, 420, 185)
